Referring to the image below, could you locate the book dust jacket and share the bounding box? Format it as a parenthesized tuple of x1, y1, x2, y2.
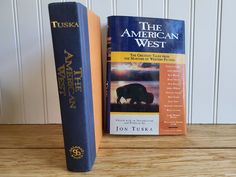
(106, 16, 186, 135)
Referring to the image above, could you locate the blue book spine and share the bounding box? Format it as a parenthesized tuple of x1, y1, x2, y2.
(48, 2, 95, 171)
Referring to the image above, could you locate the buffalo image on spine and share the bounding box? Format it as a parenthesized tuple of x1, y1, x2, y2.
(116, 83, 154, 104)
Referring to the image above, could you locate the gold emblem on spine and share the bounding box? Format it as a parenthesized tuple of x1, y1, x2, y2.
(69, 146, 84, 159)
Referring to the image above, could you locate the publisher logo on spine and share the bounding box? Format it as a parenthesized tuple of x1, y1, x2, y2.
(69, 146, 84, 159)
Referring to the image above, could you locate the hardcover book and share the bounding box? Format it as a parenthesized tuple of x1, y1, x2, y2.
(49, 2, 102, 171)
(106, 16, 186, 135)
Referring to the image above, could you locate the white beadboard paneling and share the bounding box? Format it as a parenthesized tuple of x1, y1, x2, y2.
(0, 0, 236, 124)
(37, 0, 47, 123)
(17, 0, 45, 123)
(42, 0, 61, 123)
(213, 0, 222, 124)
(116, 0, 138, 16)
(0, 0, 23, 123)
(73, 0, 87, 7)
(218, 0, 236, 123)
(142, 0, 164, 18)
(191, 0, 218, 123)
(64, 0, 88, 7)
(169, 0, 191, 123)
(163, 0, 169, 18)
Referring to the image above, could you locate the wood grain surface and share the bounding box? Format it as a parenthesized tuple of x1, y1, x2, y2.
(0, 125, 235, 176)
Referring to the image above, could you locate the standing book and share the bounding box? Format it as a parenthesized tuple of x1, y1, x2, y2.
(106, 16, 186, 135)
(48, 2, 103, 171)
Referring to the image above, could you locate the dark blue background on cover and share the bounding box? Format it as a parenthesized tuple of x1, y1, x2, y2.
(108, 16, 185, 54)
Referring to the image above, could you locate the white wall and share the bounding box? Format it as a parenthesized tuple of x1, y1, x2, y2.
(0, 0, 235, 124)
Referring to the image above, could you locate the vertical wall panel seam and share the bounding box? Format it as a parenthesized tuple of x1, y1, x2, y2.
(87, 0, 92, 9)
(89, 0, 92, 10)
(37, 0, 48, 124)
(163, 0, 165, 18)
(90, 0, 93, 11)
(137, 0, 143, 16)
(112, 0, 117, 15)
(111, 0, 114, 15)
(213, 0, 223, 124)
(137, 0, 139, 16)
(188, 0, 195, 124)
(167, 0, 169, 18)
(86, 0, 89, 8)
(140, 0, 143, 16)
(12, 0, 26, 123)
(164, 0, 169, 18)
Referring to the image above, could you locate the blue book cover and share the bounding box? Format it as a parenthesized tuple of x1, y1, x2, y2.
(106, 16, 186, 135)
(49, 2, 96, 171)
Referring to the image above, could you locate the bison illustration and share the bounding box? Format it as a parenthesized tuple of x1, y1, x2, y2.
(116, 83, 154, 104)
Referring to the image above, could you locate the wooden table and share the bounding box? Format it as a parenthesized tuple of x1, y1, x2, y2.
(0, 125, 235, 176)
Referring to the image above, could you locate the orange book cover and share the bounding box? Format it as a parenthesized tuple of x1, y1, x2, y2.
(87, 11, 103, 150)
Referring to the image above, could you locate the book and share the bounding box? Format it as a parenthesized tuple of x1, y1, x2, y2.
(106, 16, 186, 135)
(48, 2, 102, 171)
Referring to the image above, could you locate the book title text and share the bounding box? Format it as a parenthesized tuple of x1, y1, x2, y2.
(57, 50, 82, 109)
(120, 22, 179, 48)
